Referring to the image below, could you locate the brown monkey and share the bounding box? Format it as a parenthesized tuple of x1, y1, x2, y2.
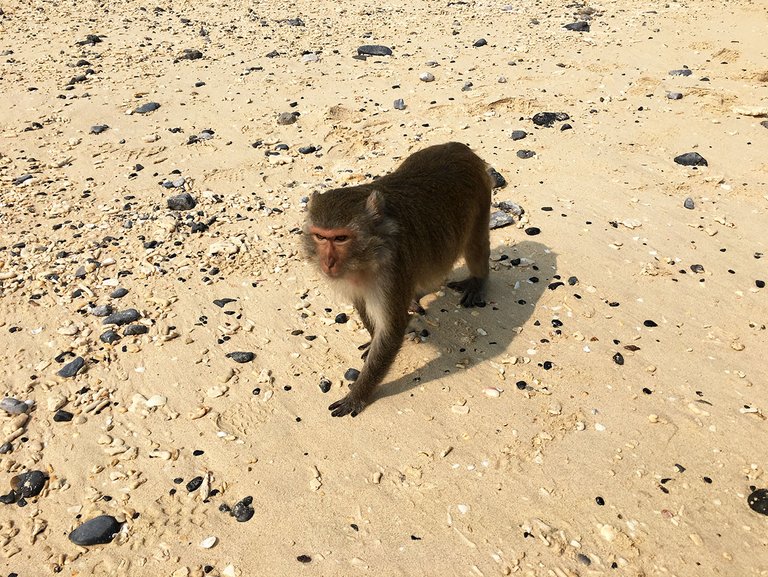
(304, 142, 492, 417)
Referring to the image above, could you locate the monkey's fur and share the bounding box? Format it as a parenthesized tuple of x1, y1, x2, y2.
(304, 142, 492, 417)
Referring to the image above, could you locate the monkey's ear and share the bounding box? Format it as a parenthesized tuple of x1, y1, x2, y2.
(365, 189, 385, 218)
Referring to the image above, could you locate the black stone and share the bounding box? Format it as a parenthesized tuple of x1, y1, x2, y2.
(567, 276, 579, 285)
(213, 298, 237, 308)
(298, 145, 316, 154)
(13, 174, 33, 185)
(489, 211, 514, 229)
(89, 125, 109, 134)
(53, 409, 74, 422)
(517, 150, 535, 159)
(757, 280, 765, 289)
(357, 45, 392, 57)
(69, 515, 122, 546)
(58, 356, 85, 378)
(186, 476, 203, 492)
(684, 197, 695, 209)
(12, 470, 47, 498)
(532, 112, 570, 127)
(344, 368, 360, 381)
(560, 123, 573, 131)
(510, 130, 527, 141)
(335, 313, 348, 324)
(690, 264, 705, 274)
(103, 309, 141, 326)
(748, 488, 768, 516)
(516, 380, 527, 390)
(110, 288, 129, 298)
(761, 121, 768, 129)
(297, 555, 312, 563)
(178, 48, 203, 61)
(226, 351, 254, 363)
(524, 227, 541, 236)
(134, 102, 161, 114)
(473, 38, 487, 47)
(674, 152, 707, 166)
(232, 496, 254, 522)
(100, 330, 121, 344)
(564, 21, 590, 32)
(393, 98, 406, 110)
(613, 352, 624, 365)
(167, 192, 196, 210)
(319, 378, 332, 393)
(123, 324, 148, 336)
(487, 167, 506, 188)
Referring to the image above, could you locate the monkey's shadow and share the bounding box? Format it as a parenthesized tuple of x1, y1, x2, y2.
(370, 240, 556, 404)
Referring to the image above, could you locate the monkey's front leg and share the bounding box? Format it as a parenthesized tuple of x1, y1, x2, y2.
(329, 313, 409, 417)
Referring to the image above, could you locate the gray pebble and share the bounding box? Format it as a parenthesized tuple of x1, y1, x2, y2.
(419, 72, 435, 82)
(497, 200, 524, 216)
(134, 102, 161, 114)
(100, 330, 121, 344)
(58, 356, 85, 378)
(393, 98, 406, 110)
(473, 38, 487, 47)
(298, 145, 317, 154)
(110, 288, 129, 299)
(357, 45, 392, 57)
(487, 167, 507, 188)
(674, 152, 708, 167)
(232, 496, 255, 522)
(684, 197, 695, 209)
(344, 368, 360, 381)
(13, 174, 33, 186)
(669, 69, 692, 76)
(667, 92, 683, 100)
(103, 309, 141, 326)
(13, 470, 48, 498)
(90, 304, 113, 317)
(69, 515, 122, 546)
(226, 351, 255, 363)
(564, 21, 590, 32)
(510, 130, 527, 141)
(167, 192, 196, 211)
(0, 398, 29, 415)
(517, 150, 536, 159)
(490, 211, 515, 230)
(123, 324, 148, 336)
(89, 124, 109, 134)
(277, 112, 298, 125)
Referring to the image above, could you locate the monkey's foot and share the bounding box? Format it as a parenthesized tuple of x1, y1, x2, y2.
(447, 277, 487, 307)
(408, 300, 426, 316)
(329, 394, 367, 418)
(357, 340, 371, 360)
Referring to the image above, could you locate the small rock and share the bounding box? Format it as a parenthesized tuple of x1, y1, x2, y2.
(90, 304, 112, 317)
(99, 330, 121, 344)
(226, 351, 255, 363)
(532, 112, 570, 127)
(0, 398, 29, 415)
(669, 69, 692, 76)
(69, 515, 122, 546)
(748, 488, 768, 516)
(497, 200, 523, 216)
(213, 298, 237, 308)
(517, 150, 535, 159)
(489, 211, 515, 230)
(58, 357, 85, 378)
(124, 324, 148, 336)
(13, 174, 33, 185)
(335, 313, 348, 324)
(613, 352, 624, 365)
(357, 45, 392, 56)
(297, 555, 312, 563)
(319, 378, 332, 393)
(178, 48, 203, 61)
(684, 197, 695, 209)
(167, 192, 197, 211)
(344, 368, 360, 381)
(510, 130, 527, 141)
(473, 38, 487, 47)
(298, 145, 316, 154)
(134, 102, 161, 114)
(690, 264, 705, 274)
(89, 124, 109, 134)
(12, 471, 48, 498)
(232, 496, 254, 522)
(487, 167, 507, 188)
(524, 227, 541, 236)
(564, 21, 590, 32)
(667, 92, 683, 100)
(419, 72, 435, 82)
(674, 152, 707, 166)
(103, 309, 141, 326)
(277, 112, 298, 125)
(393, 98, 406, 110)
(110, 288, 129, 299)
(53, 409, 74, 422)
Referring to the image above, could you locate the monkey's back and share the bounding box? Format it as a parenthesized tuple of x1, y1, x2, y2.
(375, 142, 492, 287)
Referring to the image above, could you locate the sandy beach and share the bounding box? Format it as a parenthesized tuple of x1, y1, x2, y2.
(1, 0, 767, 575)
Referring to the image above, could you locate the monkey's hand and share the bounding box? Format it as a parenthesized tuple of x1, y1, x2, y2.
(329, 393, 367, 417)
(357, 340, 371, 360)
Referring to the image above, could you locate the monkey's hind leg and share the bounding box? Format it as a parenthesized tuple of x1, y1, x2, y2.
(447, 210, 490, 307)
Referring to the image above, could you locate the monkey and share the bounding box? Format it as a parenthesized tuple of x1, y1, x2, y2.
(303, 142, 493, 417)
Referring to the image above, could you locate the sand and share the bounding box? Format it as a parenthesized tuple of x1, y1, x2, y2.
(1, 0, 767, 574)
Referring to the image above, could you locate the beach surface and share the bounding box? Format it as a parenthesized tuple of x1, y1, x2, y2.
(1, 0, 767, 575)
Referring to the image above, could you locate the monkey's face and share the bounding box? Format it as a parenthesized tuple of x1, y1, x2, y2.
(307, 226, 355, 278)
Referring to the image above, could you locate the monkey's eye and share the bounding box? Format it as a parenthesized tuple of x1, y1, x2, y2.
(313, 234, 327, 242)
(334, 235, 349, 243)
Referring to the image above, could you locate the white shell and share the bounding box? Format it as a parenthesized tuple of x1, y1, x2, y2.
(200, 536, 218, 549)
